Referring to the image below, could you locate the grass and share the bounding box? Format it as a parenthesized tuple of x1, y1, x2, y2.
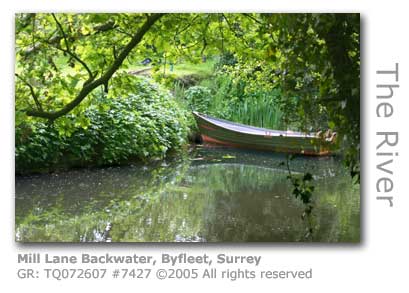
(126, 60, 216, 79)
(171, 62, 215, 78)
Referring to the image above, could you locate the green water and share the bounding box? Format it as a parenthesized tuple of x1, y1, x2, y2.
(15, 147, 360, 242)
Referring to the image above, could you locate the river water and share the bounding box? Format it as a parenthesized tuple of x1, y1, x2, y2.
(15, 146, 360, 242)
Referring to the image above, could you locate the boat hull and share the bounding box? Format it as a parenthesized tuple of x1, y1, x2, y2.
(193, 112, 334, 156)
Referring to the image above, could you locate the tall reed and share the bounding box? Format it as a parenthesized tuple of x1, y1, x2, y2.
(228, 91, 284, 130)
(186, 74, 285, 130)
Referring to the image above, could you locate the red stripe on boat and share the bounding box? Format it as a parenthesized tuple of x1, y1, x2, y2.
(201, 135, 242, 148)
(201, 124, 216, 131)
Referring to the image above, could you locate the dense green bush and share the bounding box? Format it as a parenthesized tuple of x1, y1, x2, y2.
(215, 51, 238, 69)
(15, 77, 190, 173)
(152, 71, 178, 88)
(184, 86, 212, 113)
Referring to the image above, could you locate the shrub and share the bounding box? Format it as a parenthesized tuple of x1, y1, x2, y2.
(15, 77, 190, 173)
(215, 51, 238, 69)
(183, 86, 212, 113)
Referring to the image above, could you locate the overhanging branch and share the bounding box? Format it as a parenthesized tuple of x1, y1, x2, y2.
(51, 14, 94, 79)
(26, 13, 165, 121)
(15, 73, 43, 112)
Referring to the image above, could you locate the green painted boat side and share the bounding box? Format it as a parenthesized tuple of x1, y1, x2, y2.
(193, 111, 336, 155)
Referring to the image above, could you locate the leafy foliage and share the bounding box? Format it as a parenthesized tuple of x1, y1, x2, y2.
(184, 86, 213, 113)
(215, 51, 238, 68)
(282, 155, 316, 240)
(15, 13, 164, 120)
(15, 77, 189, 172)
(260, 14, 360, 181)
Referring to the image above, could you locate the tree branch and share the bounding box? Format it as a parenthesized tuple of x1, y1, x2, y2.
(200, 16, 210, 56)
(51, 44, 94, 79)
(242, 13, 264, 25)
(26, 13, 165, 121)
(51, 14, 94, 79)
(15, 73, 43, 111)
(115, 27, 134, 38)
(93, 20, 116, 34)
(21, 19, 117, 58)
(172, 15, 200, 54)
(51, 14, 70, 49)
(222, 14, 251, 48)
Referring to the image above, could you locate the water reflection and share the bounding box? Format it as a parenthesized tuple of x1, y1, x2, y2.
(15, 147, 360, 242)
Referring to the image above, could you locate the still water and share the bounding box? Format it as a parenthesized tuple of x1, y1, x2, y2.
(15, 147, 360, 242)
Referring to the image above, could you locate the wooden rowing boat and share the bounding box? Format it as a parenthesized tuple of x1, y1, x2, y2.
(193, 111, 337, 156)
